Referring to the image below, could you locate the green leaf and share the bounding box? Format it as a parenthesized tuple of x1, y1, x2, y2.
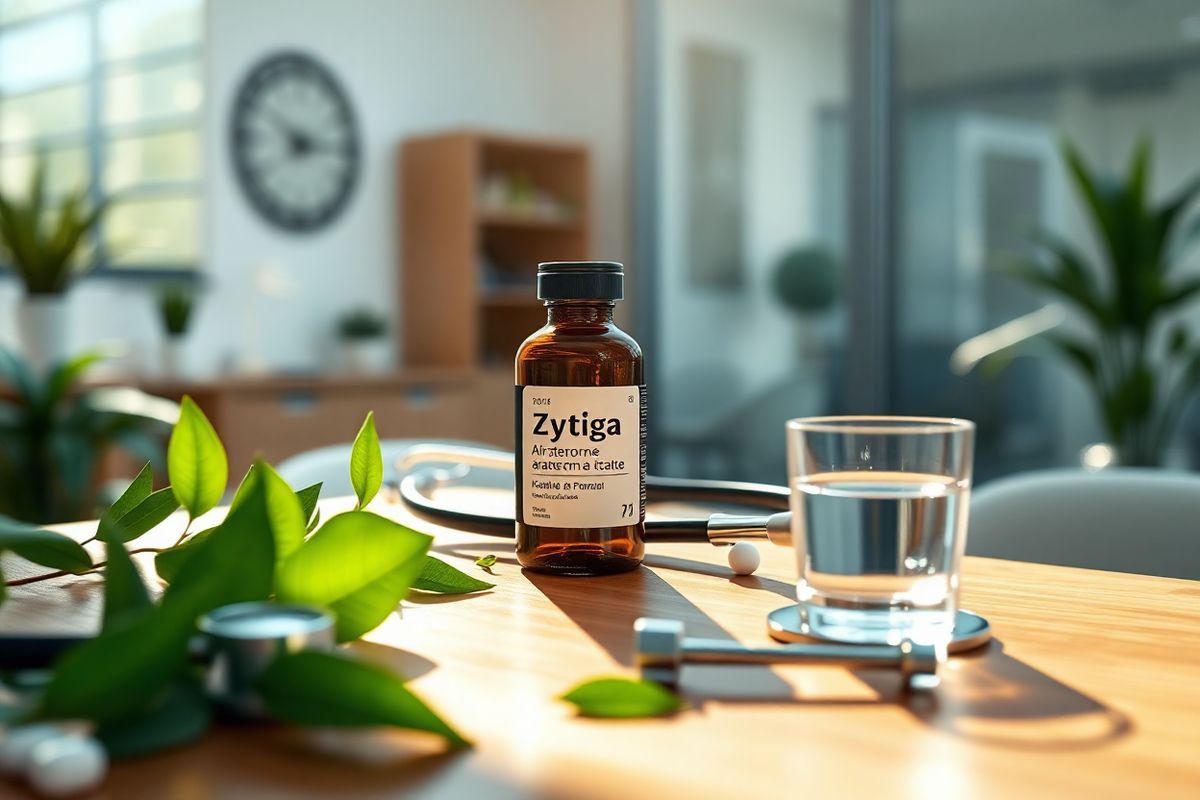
(168, 396, 228, 519)
(40, 609, 191, 723)
(153, 527, 214, 584)
(162, 472, 276, 615)
(1160, 276, 1200, 310)
(257, 650, 469, 748)
(349, 411, 382, 510)
(0, 696, 29, 724)
(96, 678, 211, 760)
(306, 506, 321, 534)
(101, 541, 152, 632)
(43, 349, 106, 409)
(413, 556, 494, 595)
(296, 482, 322, 528)
(101, 488, 180, 544)
(40, 475, 275, 723)
(1159, 177, 1200, 257)
(98, 463, 154, 541)
(0, 345, 36, 400)
(230, 461, 306, 568)
(1044, 334, 1101, 387)
(475, 554, 497, 568)
(0, 515, 92, 573)
(1062, 139, 1127, 280)
(1114, 365, 1156, 421)
(276, 511, 431, 641)
(560, 677, 685, 719)
(1025, 231, 1114, 328)
(1168, 324, 1190, 357)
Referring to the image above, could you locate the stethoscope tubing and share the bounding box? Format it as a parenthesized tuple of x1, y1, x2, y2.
(395, 444, 790, 543)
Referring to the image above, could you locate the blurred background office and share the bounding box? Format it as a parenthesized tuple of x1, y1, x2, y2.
(2, 0, 1200, 523)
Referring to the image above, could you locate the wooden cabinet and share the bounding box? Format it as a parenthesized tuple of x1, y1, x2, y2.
(140, 370, 512, 479)
(399, 130, 592, 369)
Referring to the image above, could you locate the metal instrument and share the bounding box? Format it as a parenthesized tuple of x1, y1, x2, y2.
(635, 617, 944, 691)
(396, 443, 791, 545)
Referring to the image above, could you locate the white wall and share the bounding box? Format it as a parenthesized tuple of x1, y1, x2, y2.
(1, 0, 632, 376)
(656, 0, 846, 417)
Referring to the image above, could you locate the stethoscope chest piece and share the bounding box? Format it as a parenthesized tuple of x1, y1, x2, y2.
(198, 602, 335, 717)
(766, 605, 992, 654)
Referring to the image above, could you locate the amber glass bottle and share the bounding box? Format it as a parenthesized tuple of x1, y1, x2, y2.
(515, 261, 645, 576)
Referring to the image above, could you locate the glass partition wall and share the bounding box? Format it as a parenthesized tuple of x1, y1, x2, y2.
(639, 0, 1200, 483)
(895, 0, 1200, 477)
(643, 0, 849, 484)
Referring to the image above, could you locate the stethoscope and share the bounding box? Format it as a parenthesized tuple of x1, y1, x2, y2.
(396, 443, 993, 653)
(396, 443, 795, 547)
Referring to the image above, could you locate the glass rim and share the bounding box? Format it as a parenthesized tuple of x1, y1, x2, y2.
(786, 415, 976, 435)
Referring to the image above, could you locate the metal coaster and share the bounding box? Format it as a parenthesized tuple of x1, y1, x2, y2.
(766, 604, 992, 654)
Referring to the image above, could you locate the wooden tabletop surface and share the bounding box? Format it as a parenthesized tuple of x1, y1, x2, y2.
(2, 493, 1198, 800)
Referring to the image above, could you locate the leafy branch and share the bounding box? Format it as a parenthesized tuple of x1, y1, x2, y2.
(1, 399, 489, 759)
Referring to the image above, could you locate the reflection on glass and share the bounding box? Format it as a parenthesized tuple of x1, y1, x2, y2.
(105, 195, 199, 266)
(0, 82, 87, 142)
(100, 0, 202, 61)
(897, 0, 1200, 477)
(104, 60, 203, 127)
(653, 0, 848, 483)
(0, 145, 88, 197)
(105, 130, 200, 190)
(0, 11, 90, 93)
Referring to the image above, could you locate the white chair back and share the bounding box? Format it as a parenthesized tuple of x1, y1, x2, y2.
(967, 468, 1200, 580)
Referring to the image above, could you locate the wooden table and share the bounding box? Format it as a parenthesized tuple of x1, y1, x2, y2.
(2, 495, 1198, 799)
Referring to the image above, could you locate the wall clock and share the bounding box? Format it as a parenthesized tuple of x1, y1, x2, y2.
(230, 51, 360, 232)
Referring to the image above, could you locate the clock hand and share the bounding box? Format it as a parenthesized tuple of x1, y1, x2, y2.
(259, 106, 316, 155)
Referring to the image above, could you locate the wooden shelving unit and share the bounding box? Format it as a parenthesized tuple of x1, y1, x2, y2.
(399, 131, 591, 369)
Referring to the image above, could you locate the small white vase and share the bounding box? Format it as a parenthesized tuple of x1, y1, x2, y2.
(17, 294, 69, 375)
(340, 339, 392, 374)
(161, 337, 185, 378)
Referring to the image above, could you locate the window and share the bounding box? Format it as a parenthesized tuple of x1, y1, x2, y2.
(0, 0, 203, 273)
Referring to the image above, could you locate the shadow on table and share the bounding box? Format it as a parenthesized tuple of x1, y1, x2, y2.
(525, 566, 797, 703)
(352, 640, 438, 681)
(642, 552, 795, 601)
(858, 639, 1132, 750)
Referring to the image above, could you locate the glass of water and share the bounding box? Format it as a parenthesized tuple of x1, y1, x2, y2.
(786, 416, 975, 645)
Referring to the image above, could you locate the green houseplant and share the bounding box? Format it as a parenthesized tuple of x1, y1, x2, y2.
(157, 285, 198, 377)
(772, 245, 840, 363)
(0, 348, 176, 523)
(1003, 138, 1200, 466)
(0, 158, 106, 373)
(159, 285, 197, 338)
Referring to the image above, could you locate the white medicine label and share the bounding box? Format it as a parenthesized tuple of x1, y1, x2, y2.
(517, 385, 645, 529)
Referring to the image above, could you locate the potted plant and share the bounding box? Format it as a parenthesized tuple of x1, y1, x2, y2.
(772, 245, 839, 362)
(158, 284, 198, 377)
(336, 307, 391, 374)
(0, 158, 106, 374)
(1001, 138, 1200, 466)
(0, 347, 177, 523)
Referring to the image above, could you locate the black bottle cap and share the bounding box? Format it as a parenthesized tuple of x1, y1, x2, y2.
(537, 261, 624, 301)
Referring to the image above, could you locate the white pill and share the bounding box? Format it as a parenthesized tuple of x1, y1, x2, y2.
(727, 541, 761, 576)
(0, 724, 65, 776)
(27, 735, 107, 798)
